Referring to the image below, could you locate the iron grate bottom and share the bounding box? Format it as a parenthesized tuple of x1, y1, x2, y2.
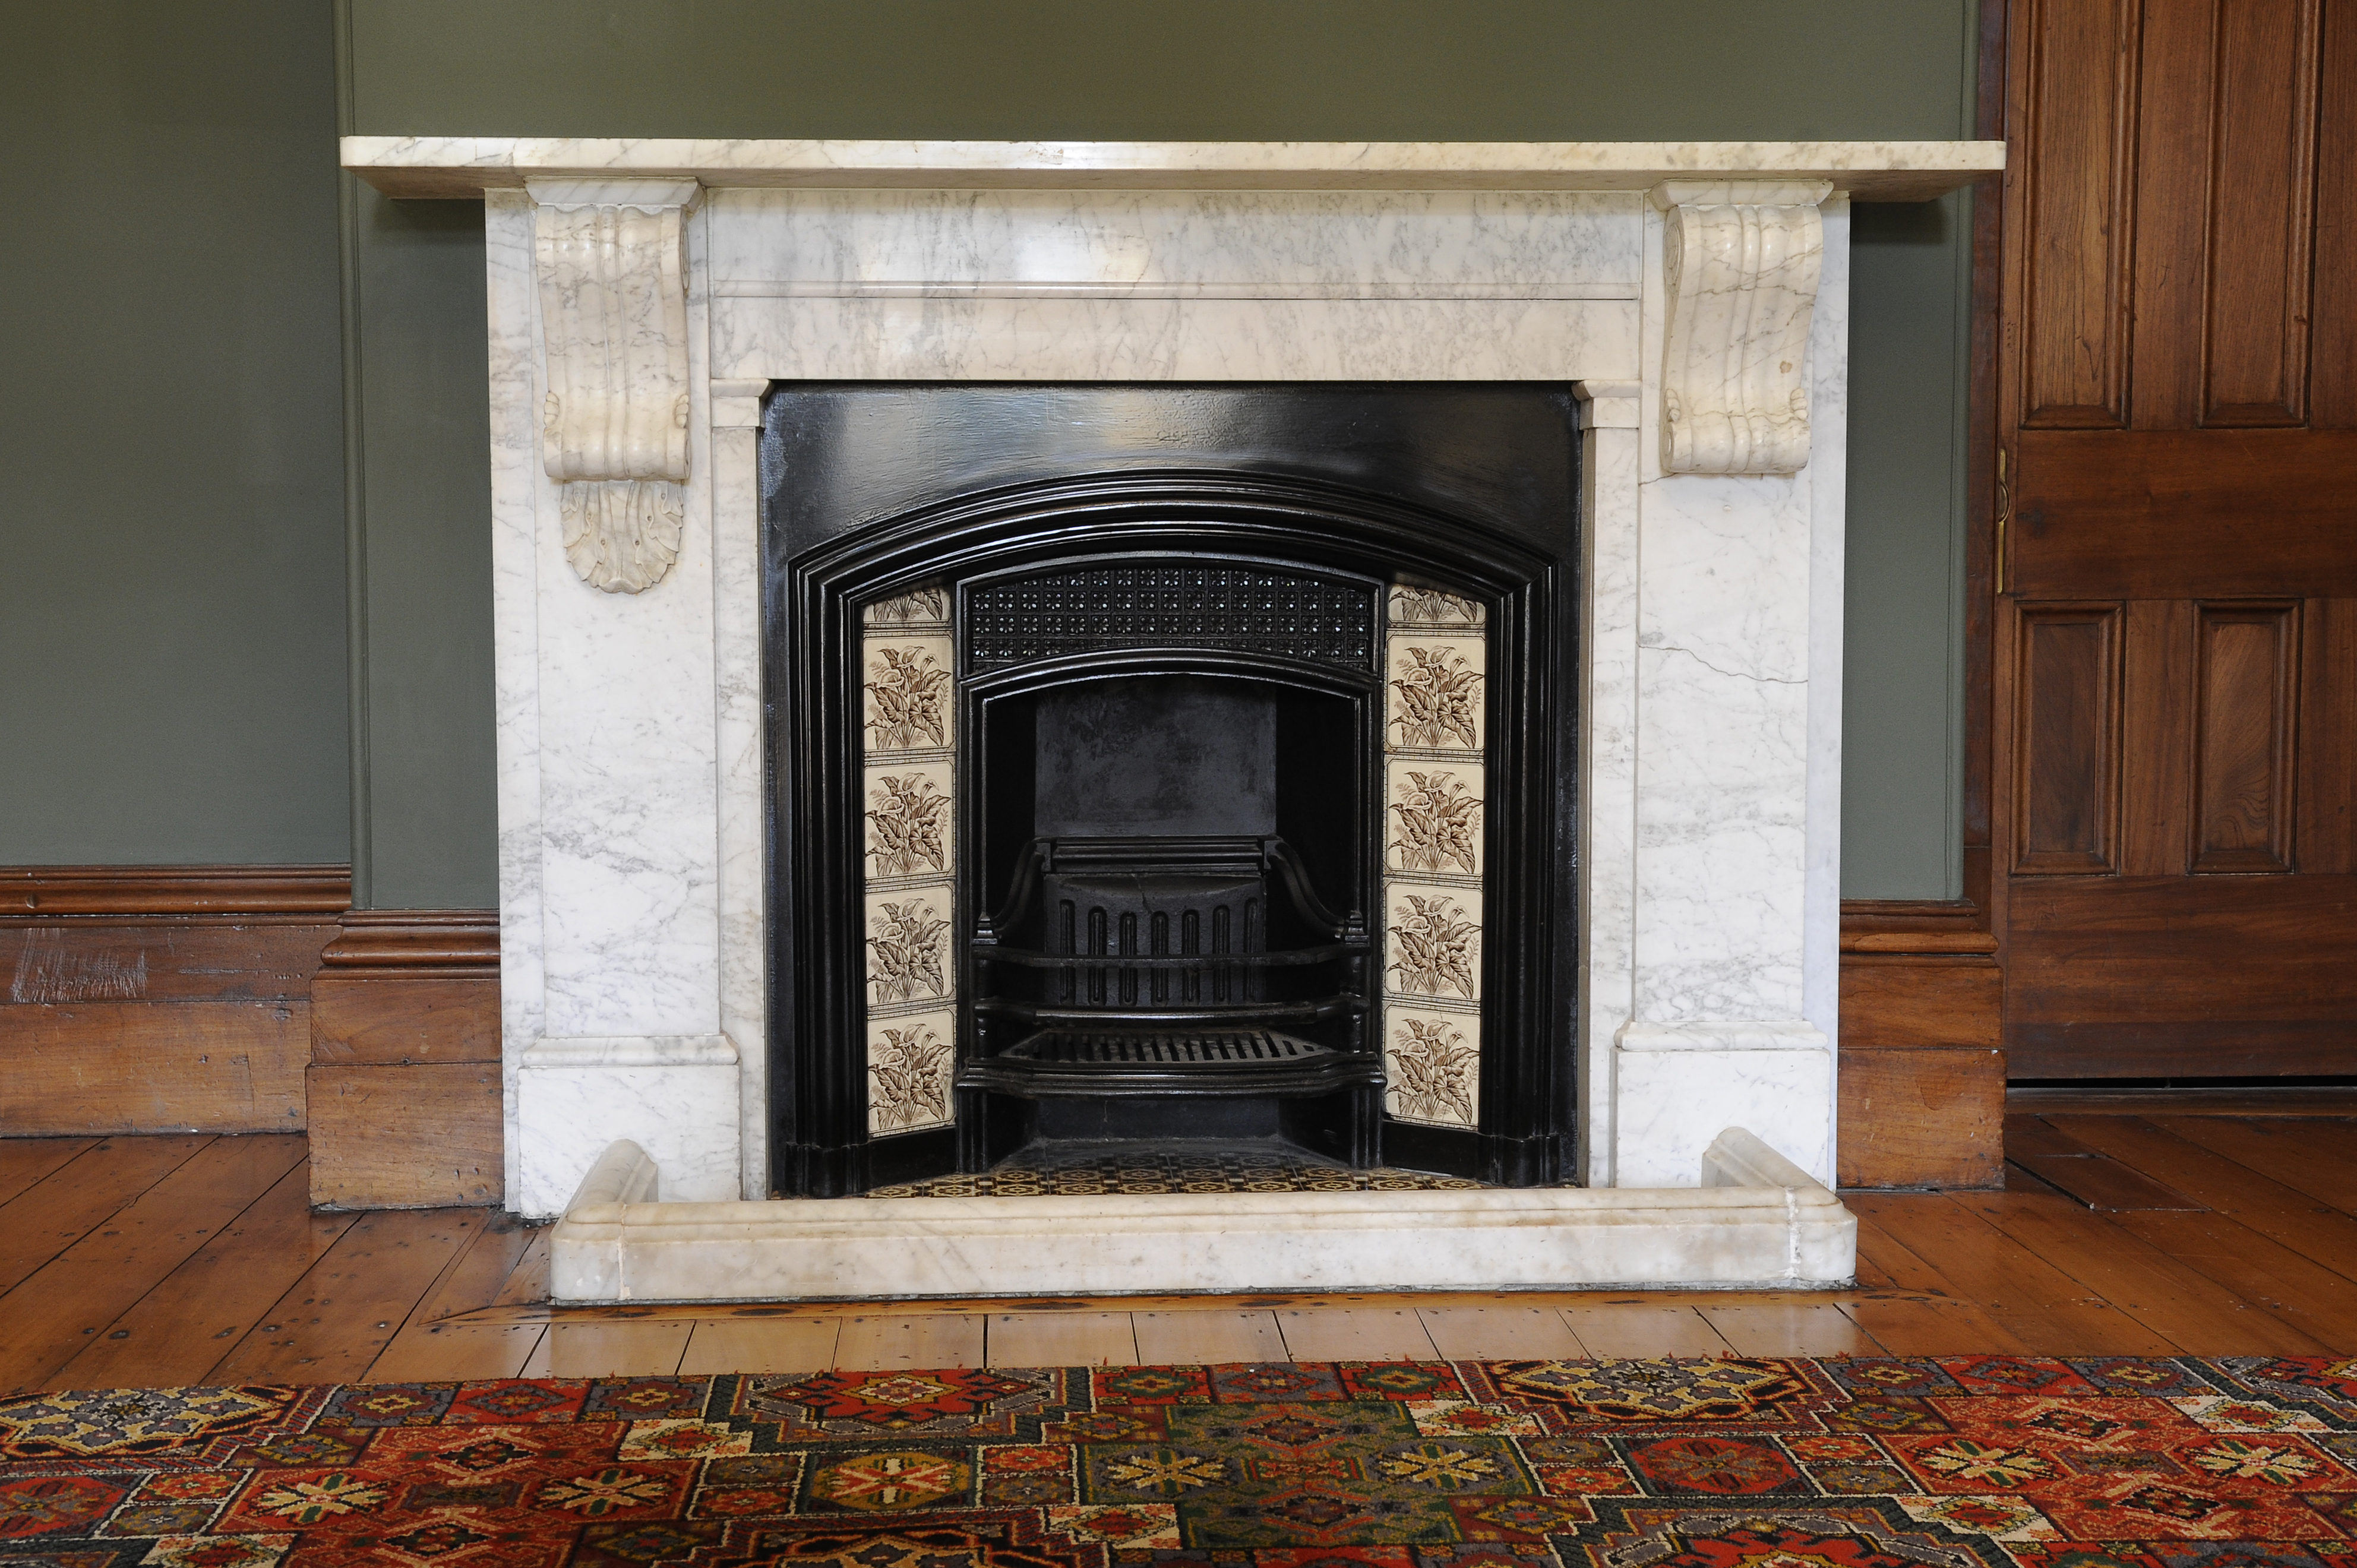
(1003, 1029, 1332, 1067)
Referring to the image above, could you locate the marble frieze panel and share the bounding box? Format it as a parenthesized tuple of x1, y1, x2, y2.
(1380, 587, 1487, 1130)
(860, 589, 958, 1136)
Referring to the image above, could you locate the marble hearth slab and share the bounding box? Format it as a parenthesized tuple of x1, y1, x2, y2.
(549, 1128, 1855, 1303)
(343, 137, 2002, 200)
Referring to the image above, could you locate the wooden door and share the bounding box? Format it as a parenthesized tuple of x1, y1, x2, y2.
(1998, 0, 2357, 1076)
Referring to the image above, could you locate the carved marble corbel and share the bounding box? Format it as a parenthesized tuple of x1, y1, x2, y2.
(1650, 179, 1832, 476)
(528, 178, 699, 593)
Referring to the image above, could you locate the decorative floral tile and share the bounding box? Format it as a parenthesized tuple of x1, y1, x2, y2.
(1385, 757, 1484, 878)
(865, 1006, 957, 1135)
(861, 633, 955, 754)
(1391, 586, 1487, 627)
(1385, 633, 1485, 753)
(863, 760, 955, 881)
(864, 884, 954, 1009)
(1384, 882, 1483, 1003)
(862, 585, 952, 630)
(1383, 1007, 1481, 1127)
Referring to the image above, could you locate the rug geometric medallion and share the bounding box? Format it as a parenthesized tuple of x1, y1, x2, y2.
(2, 1357, 2353, 1567)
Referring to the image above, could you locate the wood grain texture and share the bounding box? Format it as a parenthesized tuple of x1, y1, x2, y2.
(208, 1207, 485, 1383)
(1553, 1303, 1729, 1360)
(2014, 0, 2140, 428)
(833, 1315, 984, 1370)
(2314, 0, 2357, 428)
(0, 866, 349, 919)
(1838, 1048, 2005, 1190)
(987, 1312, 1137, 1368)
(0, 1140, 96, 1208)
(2192, 603, 2298, 871)
(2010, 431, 2357, 596)
(533, 1320, 691, 1379)
(0, 1002, 309, 1134)
(310, 977, 500, 1066)
(2012, 603, 2122, 872)
(2297, 599, 2357, 872)
(0, 924, 335, 1004)
(679, 1319, 841, 1375)
(1839, 959, 2003, 1048)
(1275, 1309, 1440, 1362)
(0, 1135, 305, 1394)
(1415, 1307, 1587, 1361)
(2119, 599, 2197, 875)
(49, 1162, 355, 1390)
(2199, 0, 2320, 427)
(304, 1064, 502, 1209)
(1130, 1311, 1286, 1365)
(0, 1136, 213, 1295)
(2007, 875, 2357, 1075)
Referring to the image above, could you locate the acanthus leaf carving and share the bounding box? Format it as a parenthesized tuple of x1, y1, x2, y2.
(1653, 179, 1830, 476)
(530, 178, 699, 593)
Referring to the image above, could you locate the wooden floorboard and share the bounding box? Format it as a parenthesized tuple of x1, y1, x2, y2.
(11, 1112, 2357, 1388)
(0, 1134, 305, 1395)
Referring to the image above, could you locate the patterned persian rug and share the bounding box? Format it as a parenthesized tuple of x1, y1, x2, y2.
(2, 1356, 2355, 1567)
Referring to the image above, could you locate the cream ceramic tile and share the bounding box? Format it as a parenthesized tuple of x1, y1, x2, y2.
(1388, 586, 1486, 628)
(1384, 634, 1485, 753)
(866, 1006, 958, 1135)
(862, 760, 956, 883)
(864, 586, 952, 630)
(1382, 881, 1482, 1004)
(1383, 756, 1484, 878)
(1382, 1007, 1480, 1128)
(860, 633, 955, 754)
(864, 884, 955, 1011)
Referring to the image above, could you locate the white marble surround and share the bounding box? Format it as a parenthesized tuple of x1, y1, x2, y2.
(348, 139, 1998, 1234)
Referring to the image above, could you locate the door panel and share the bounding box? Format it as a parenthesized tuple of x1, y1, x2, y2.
(1999, 0, 2357, 1076)
(2191, 603, 2297, 872)
(2012, 605, 2122, 874)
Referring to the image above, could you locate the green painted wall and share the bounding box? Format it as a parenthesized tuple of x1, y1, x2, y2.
(5, 1, 1976, 903)
(1, 0, 348, 865)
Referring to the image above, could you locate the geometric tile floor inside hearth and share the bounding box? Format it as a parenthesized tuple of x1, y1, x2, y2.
(864, 1142, 1484, 1197)
(4, 1357, 2355, 1566)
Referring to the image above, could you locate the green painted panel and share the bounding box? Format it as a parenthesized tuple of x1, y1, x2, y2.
(0, 0, 348, 865)
(349, 0, 1971, 141)
(1844, 194, 1971, 900)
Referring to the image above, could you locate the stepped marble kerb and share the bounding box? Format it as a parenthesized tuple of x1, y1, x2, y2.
(345, 139, 1999, 1287)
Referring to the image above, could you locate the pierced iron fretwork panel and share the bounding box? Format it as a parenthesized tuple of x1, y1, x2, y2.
(965, 565, 1376, 673)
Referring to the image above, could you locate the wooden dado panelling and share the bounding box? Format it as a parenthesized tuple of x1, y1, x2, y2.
(0, 867, 346, 1134)
(307, 911, 501, 1210)
(1837, 908, 2005, 1190)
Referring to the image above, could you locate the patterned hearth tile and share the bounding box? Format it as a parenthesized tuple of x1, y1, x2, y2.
(865, 1149, 1480, 1199)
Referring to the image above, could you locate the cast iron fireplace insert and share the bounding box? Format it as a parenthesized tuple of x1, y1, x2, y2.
(762, 385, 1581, 1196)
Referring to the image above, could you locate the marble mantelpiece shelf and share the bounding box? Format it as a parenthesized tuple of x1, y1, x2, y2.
(549, 1128, 1857, 1303)
(344, 137, 2002, 201)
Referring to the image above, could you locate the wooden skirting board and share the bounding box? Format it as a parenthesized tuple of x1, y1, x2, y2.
(0, 868, 504, 1212)
(1838, 900, 2005, 1190)
(309, 910, 502, 1210)
(0, 866, 347, 1137)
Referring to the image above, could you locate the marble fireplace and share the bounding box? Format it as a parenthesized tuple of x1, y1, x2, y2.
(344, 137, 2001, 1294)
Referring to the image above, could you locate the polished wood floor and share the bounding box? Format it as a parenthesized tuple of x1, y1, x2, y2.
(4, 1104, 2353, 1394)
